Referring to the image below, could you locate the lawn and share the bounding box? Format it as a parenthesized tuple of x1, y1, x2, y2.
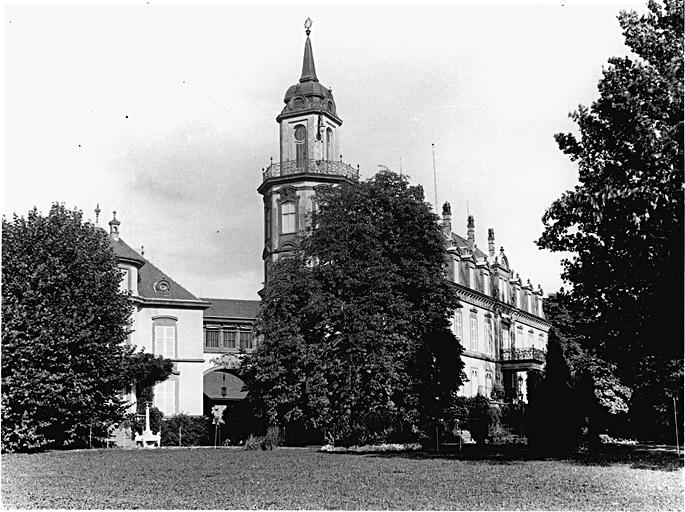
(2, 445, 682, 510)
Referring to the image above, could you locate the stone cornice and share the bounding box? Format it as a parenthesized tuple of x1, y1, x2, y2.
(130, 295, 211, 310)
(454, 283, 551, 331)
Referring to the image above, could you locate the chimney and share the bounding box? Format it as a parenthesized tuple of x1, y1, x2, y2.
(109, 211, 120, 241)
(467, 215, 475, 252)
(442, 202, 452, 238)
(488, 228, 495, 257)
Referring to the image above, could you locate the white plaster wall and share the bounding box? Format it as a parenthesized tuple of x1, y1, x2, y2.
(458, 355, 497, 398)
(129, 305, 205, 416)
(130, 306, 204, 359)
(175, 362, 204, 415)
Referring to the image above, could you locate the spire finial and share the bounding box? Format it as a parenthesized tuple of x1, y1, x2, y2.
(109, 211, 121, 240)
(94, 203, 101, 225)
(300, 18, 318, 83)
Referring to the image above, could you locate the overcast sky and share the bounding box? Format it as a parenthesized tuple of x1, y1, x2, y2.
(5, 1, 644, 300)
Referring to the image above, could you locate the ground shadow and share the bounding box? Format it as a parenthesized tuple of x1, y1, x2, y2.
(340, 443, 684, 472)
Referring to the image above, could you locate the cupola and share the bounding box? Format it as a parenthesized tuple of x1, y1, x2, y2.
(277, 18, 340, 124)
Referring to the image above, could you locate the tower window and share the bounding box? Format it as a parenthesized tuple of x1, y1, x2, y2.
(325, 128, 333, 160)
(281, 201, 296, 234)
(294, 125, 307, 169)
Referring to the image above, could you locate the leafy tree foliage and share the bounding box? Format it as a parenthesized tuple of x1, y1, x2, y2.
(537, 0, 683, 440)
(532, 293, 635, 450)
(121, 351, 174, 413)
(242, 170, 463, 445)
(2, 205, 133, 452)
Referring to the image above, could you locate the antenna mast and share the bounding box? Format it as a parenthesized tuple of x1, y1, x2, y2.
(431, 143, 438, 210)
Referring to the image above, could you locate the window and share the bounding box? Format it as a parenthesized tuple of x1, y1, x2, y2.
(205, 329, 219, 349)
(240, 330, 254, 349)
(485, 371, 493, 398)
(281, 202, 296, 234)
(515, 326, 523, 350)
(155, 378, 177, 415)
(460, 263, 469, 287)
(265, 206, 272, 241)
(325, 128, 333, 160)
(485, 317, 493, 355)
(222, 330, 237, 349)
(529, 330, 534, 348)
(119, 267, 130, 293)
(502, 326, 510, 351)
(294, 124, 307, 169)
(454, 311, 463, 340)
(470, 314, 478, 351)
(153, 318, 177, 358)
(470, 368, 479, 397)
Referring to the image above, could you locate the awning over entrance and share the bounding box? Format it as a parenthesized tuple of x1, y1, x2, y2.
(204, 370, 247, 400)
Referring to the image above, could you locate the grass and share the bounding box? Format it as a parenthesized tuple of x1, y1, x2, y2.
(2, 445, 683, 510)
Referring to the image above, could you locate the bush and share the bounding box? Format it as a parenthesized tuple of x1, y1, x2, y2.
(244, 434, 261, 451)
(161, 414, 212, 447)
(449, 395, 502, 444)
(244, 426, 281, 451)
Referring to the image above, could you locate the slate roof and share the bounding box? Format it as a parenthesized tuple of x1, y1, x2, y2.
(137, 259, 200, 301)
(202, 298, 261, 319)
(452, 233, 488, 260)
(105, 232, 146, 266)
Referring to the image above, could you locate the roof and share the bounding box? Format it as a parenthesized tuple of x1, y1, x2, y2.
(278, 31, 339, 123)
(107, 235, 146, 267)
(137, 259, 200, 301)
(202, 298, 261, 319)
(452, 233, 488, 260)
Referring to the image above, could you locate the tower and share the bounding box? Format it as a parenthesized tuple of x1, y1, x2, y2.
(258, 18, 358, 283)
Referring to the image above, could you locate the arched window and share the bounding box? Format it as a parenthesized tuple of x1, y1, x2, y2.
(325, 128, 333, 160)
(153, 316, 177, 358)
(294, 125, 307, 170)
(281, 202, 296, 234)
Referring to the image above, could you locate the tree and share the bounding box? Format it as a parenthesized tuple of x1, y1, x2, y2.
(2, 204, 134, 452)
(242, 170, 464, 445)
(537, 0, 683, 440)
(121, 351, 174, 414)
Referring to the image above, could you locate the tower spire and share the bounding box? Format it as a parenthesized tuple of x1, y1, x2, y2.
(300, 18, 318, 83)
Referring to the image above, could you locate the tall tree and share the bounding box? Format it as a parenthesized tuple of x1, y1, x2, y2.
(242, 170, 463, 445)
(538, 0, 683, 440)
(2, 204, 133, 452)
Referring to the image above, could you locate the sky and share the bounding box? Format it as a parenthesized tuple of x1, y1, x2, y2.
(4, 1, 645, 300)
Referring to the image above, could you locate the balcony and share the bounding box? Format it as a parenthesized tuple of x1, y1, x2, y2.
(262, 159, 359, 181)
(500, 347, 546, 363)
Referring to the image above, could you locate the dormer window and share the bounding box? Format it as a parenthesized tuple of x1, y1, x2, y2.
(154, 280, 171, 293)
(119, 267, 131, 294)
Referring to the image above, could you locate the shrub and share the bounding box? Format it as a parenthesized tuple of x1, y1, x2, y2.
(161, 414, 212, 447)
(244, 426, 281, 451)
(244, 434, 261, 451)
(261, 426, 281, 450)
(449, 395, 502, 444)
